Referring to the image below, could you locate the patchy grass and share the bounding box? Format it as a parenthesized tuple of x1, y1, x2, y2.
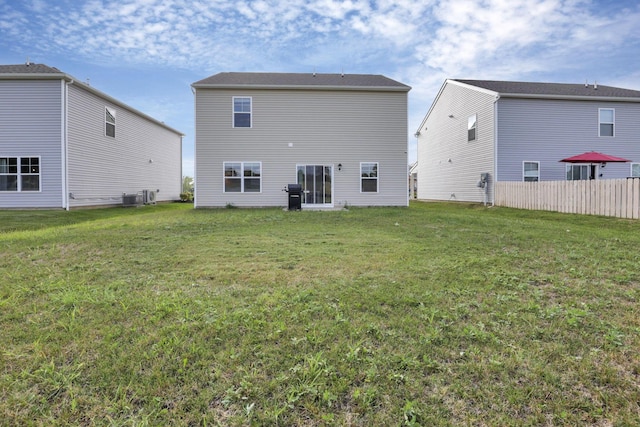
(1, 202, 639, 426)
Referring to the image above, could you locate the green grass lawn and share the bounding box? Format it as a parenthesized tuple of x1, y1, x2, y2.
(1, 202, 639, 426)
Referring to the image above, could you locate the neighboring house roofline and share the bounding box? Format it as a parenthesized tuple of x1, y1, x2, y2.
(192, 72, 411, 92)
(451, 79, 640, 103)
(0, 63, 184, 137)
(416, 77, 640, 134)
(71, 79, 185, 137)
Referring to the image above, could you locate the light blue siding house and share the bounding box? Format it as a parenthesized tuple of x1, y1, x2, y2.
(192, 72, 411, 208)
(0, 63, 183, 209)
(416, 79, 640, 204)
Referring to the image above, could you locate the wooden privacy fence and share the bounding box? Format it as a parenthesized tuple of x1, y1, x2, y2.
(494, 178, 640, 219)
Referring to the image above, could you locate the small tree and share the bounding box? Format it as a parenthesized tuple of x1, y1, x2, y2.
(181, 176, 194, 202)
(182, 176, 194, 193)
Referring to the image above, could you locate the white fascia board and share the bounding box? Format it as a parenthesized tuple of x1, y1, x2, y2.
(191, 83, 410, 92)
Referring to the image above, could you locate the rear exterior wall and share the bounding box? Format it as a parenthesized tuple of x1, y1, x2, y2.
(195, 88, 408, 208)
(0, 80, 64, 208)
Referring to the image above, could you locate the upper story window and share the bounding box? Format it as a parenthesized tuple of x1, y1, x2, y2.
(631, 163, 640, 177)
(523, 161, 539, 182)
(0, 156, 40, 191)
(468, 114, 477, 141)
(105, 107, 116, 137)
(233, 97, 252, 128)
(224, 162, 261, 192)
(361, 162, 378, 192)
(599, 108, 614, 137)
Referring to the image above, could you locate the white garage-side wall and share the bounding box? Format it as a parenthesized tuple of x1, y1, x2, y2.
(66, 83, 183, 207)
(417, 81, 496, 203)
(0, 80, 64, 208)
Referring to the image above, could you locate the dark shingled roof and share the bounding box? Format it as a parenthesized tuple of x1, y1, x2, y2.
(0, 63, 64, 74)
(193, 72, 410, 91)
(454, 79, 640, 99)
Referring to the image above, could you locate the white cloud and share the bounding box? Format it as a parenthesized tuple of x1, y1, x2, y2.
(2, 0, 639, 98)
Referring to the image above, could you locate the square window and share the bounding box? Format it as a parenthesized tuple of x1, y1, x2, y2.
(224, 162, 261, 192)
(0, 157, 39, 191)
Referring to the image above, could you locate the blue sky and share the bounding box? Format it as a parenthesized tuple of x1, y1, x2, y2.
(2, 0, 640, 178)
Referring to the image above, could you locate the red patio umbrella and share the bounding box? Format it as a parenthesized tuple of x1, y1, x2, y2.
(560, 151, 631, 163)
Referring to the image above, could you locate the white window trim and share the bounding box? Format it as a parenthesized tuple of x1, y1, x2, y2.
(105, 107, 116, 138)
(360, 162, 379, 193)
(598, 108, 614, 137)
(0, 156, 41, 192)
(223, 161, 262, 193)
(232, 96, 252, 128)
(523, 161, 540, 182)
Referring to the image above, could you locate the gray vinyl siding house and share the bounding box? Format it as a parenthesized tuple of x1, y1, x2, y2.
(0, 63, 183, 209)
(416, 79, 640, 204)
(192, 72, 410, 208)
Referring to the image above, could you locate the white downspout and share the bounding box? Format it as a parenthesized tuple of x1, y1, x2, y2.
(63, 79, 73, 210)
(60, 80, 67, 209)
(192, 86, 198, 208)
(492, 95, 500, 205)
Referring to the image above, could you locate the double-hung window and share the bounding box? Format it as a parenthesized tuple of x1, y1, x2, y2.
(599, 108, 614, 137)
(233, 97, 252, 128)
(224, 162, 261, 192)
(523, 161, 539, 182)
(631, 163, 640, 177)
(468, 114, 477, 141)
(0, 156, 40, 191)
(361, 162, 378, 192)
(105, 107, 116, 137)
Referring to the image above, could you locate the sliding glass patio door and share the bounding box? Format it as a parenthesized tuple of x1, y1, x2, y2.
(296, 165, 333, 207)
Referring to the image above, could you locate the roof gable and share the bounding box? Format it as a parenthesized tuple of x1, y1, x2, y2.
(453, 79, 640, 100)
(193, 72, 410, 92)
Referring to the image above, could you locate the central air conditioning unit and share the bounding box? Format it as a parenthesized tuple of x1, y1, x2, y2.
(143, 189, 157, 205)
(122, 193, 142, 207)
